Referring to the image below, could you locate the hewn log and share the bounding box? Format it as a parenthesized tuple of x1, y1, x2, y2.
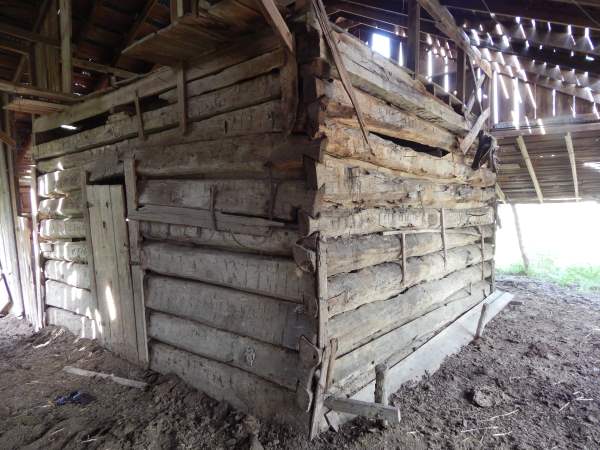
(328, 244, 494, 316)
(40, 241, 88, 263)
(38, 191, 83, 218)
(141, 242, 313, 303)
(148, 311, 299, 390)
(133, 134, 319, 180)
(45, 280, 94, 318)
(329, 265, 492, 354)
(37, 168, 81, 197)
(138, 178, 312, 222)
(39, 219, 86, 239)
(300, 23, 469, 135)
(145, 275, 314, 350)
(302, 206, 494, 238)
(326, 226, 493, 275)
(331, 282, 490, 395)
(46, 306, 97, 339)
(312, 156, 495, 210)
(309, 78, 458, 152)
(44, 260, 90, 289)
(36, 144, 119, 173)
(139, 221, 298, 256)
(150, 342, 308, 429)
(321, 125, 496, 187)
(35, 82, 284, 162)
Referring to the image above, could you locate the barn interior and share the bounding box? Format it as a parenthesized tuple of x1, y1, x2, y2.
(0, 0, 598, 444)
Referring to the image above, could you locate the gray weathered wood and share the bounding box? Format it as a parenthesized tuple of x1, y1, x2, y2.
(139, 221, 298, 256)
(44, 260, 90, 289)
(46, 306, 97, 339)
(328, 244, 494, 317)
(145, 275, 315, 351)
(148, 311, 299, 390)
(41, 240, 88, 263)
(45, 280, 94, 318)
(39, 218, 86, 239)
(323, 397, 400, 424)
(38, 168, 81, 197)
(302, 206, 494, 238)
(150, 342, 309, 430)
(38, 191, 83, 218)
(141, 241, 313, 303)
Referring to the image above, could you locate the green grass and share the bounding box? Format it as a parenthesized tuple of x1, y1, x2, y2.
(497, 257, 600, 291)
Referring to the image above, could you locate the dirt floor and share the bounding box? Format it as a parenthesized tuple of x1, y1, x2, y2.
(0, 275, 599, 449)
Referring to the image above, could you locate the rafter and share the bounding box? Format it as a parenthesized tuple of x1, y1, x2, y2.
(516, 135, 544, 203)
(564, 132, 580, 200)
(0, 22, 59, 47)
(442, 0, 600, 31)
(0, 79, 79, 103)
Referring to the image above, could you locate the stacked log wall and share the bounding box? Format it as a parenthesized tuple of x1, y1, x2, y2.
(293, 14, 498, 421)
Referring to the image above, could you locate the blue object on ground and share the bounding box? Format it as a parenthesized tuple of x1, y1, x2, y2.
(54, 390, 95, 406)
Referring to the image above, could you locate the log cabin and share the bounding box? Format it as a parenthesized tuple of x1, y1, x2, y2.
(0, 0, 598, 438)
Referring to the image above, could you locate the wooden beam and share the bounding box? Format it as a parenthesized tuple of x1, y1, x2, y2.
(113, 0, 158, 66)
(0, 130, 16, 148)
(0, 79, 78, 103)
(460, 107, 490, 153)
(0, 23, 60, 47)
(323, 397, 401, 424)
(59, 0, 72, 93)
(72, 58, 137, 79)
(516, 135, 544, 203)
(416, 0, 492, 77)
(406, 0, 420, 76)
(492, 120, 600, 137)
(456, 48, 466, 103)
(510, 204, 529, 271)
(564, 132, 580, 201)
(257, 0, 294, 54)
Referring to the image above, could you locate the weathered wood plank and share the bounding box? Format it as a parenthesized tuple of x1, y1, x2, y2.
(312, 77, 458, 152)
(139, 221, 298, 256)
(312, 156, 495, 210)
(132, 134, 316, 180)
(39, 218, 86, 239)
(145, 275, 315, 350)
(150, 342, 308, 430)
(46, 306, 97, 339)
(36, 144, 119, 174)
(141, 242, 313, 303)
(45, 280, 94, 318)
(38, 191, 83, 218)
(302, 206, 494, 238)
(41, 240, 88, 263)
(325, 226, 493, 275)
(328, 244, 494, 316)
(321, 125, 496, 187)
(37, 168, 81, 197)
(138, 178, 311, 222)
(148, 311, 299, 390)
(329, 291, 513, 426)
(44, 260, 90, 289)
(329, 264, 493, 354)
(331, 282, 491, 394)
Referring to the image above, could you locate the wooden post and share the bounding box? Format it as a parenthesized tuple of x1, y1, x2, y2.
(389, 37, 400, 65)
(511, 203, 530, 273)
(29, 165, 44, 330)
(177, 63, 187, 135)
(516, 135, 543, 203)
(475, 303, 488, 339)
(374, 363, 388, 405)
(565, 132, 579, 201)
(440, 208, 447, 269)
(59, 0, 72, 93)
(456, 49, 466, 103)
(406, 0, 420, 77)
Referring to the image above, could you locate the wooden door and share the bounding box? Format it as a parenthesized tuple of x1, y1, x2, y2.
(87, 185, 139, 363)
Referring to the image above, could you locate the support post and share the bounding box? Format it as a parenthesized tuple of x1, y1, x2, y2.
(516, 135, 543, 203)
(510, 203, 529, 273)
(456, 49, 466, 103)
(565, 132, 579, 201)
(406, 0, 420, 77)
(59, 0, 72, 93)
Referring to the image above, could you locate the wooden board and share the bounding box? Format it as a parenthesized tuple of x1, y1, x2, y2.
(148, 311, 299, 390)
(150, 342, 308, 430)
(87, 185, 139, 363)
(41, 241, 88, 263)
(44, 260, 90, 289)
(38, 191, 83, 218)
(46, 306, 97, 339)
(327, 291, 513, 426)
(141, 242, 313, 303)
(44, 280, 94, 318)
(38, 169, 83, 197)
(39, 218, 86, 239)
(145, 275, 315, 350)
